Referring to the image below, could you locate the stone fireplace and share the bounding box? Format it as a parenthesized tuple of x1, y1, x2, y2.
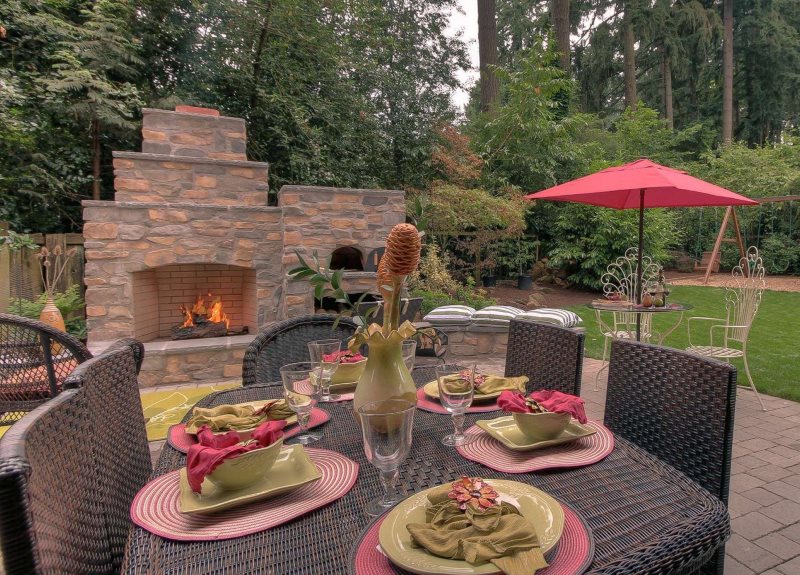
(83, 106, 405, 386)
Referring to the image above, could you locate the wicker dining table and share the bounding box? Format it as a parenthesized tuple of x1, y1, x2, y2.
(123, 367, 730, 575)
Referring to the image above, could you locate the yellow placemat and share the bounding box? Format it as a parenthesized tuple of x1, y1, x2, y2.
(141, 382, 242, 441)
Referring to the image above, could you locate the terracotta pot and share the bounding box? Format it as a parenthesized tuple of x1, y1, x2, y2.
(39, 295, 66, 332)
(39, 295, 66, 354)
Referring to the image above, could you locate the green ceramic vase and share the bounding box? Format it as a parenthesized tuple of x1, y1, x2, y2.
(353, 335, 416, 414)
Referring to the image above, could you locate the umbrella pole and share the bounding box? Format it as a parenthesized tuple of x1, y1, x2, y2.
(636, 189, 644, 342)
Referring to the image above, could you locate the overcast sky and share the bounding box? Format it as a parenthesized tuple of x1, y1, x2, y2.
(446, 1, 479, 110)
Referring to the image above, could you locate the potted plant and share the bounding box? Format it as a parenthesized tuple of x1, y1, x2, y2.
(515, 243, 535, 290)
(481, 245, 497, 288)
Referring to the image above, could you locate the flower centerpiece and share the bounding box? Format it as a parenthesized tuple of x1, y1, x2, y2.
(349, 223, 422, 411)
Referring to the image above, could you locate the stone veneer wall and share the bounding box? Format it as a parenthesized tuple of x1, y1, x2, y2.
(278, 186, 406, 318)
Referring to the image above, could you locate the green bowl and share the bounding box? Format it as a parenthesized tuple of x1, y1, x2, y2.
(206, 437, 284, 491)
(331, 359, 367, 384)
(512, 412, 571, 441)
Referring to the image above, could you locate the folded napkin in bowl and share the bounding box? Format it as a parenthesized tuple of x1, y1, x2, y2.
(431, 374, 528, 396)
(406, 479, 548, 575)
(498, 390, 588, 424)
(185, 400, 294, 434)
(186, 420, 286, 493)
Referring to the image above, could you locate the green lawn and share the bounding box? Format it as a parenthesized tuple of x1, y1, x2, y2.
(566, 285, 800, 403)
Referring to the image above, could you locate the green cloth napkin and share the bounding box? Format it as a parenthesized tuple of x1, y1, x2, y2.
(407, 485, 548, 575)
(434, 374, 528, 396)
(185, 400, 294, 433)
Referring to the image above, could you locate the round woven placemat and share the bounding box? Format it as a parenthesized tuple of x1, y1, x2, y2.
(455, 421, 614, 473)
(414, 387, 501, 415)
(130, 448, 358, 541)
(167, 408, 331, 453)
(351, 501, 594, 575)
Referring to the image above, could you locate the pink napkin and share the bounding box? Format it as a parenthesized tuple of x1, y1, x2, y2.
(497, 390, 588, 424)
(186, 420, 286, 493)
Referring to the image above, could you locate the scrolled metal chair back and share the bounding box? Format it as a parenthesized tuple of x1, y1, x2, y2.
(723, 247, 765, 344)
(600, 247, 661, 302)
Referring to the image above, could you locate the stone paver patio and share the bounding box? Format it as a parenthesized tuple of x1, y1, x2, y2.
(143, 356, 800, 574)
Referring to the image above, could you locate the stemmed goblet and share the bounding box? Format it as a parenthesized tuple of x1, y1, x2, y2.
(357, 399, 416, 516)
(307, 339, 343, 402)
(279, 362, 323, 444)
(436, 363, 476, 447)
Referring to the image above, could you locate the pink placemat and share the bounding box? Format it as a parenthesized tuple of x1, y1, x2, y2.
(414, 387, 501, 414)
(167, 408, 331, 454)
(456, 421, 614, 474)
(130, 448, 358, 541)
(352, 501, 594, 575)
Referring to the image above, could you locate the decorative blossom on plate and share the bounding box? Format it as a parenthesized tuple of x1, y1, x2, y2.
(322, 350, 365, 364)
(448, 476, 499, 511)
(458, 370, 487, 389)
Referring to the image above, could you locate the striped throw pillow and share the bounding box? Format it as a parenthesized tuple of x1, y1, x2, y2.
(472, 306, 524, 325)
(516, 308, 582, 328)
(423, 305, 476, 325)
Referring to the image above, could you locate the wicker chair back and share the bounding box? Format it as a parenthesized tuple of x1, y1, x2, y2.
(605, 339, 737, 575)
(65, 345, 152, 572)
(0, 388, 113, 574)
(504, 319, 585, 395)
(242, 315, 359, 386)
(0, 313, 92, 425)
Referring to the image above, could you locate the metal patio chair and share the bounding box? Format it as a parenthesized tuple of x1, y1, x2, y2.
(686, 246, 767, 410)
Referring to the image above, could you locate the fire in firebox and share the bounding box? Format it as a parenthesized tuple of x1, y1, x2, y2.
(171, 293, 248, 340)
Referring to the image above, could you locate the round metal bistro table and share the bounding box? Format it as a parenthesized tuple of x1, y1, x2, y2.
(587, 301, 693, 345)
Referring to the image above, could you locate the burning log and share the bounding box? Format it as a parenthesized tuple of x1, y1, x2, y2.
(171, 292, 241, 340)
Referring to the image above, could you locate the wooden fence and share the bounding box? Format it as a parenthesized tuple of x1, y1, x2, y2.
(0, 223, 85, 312)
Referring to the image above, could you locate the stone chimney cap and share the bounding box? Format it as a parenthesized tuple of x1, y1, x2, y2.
(175, 105, 220, 116)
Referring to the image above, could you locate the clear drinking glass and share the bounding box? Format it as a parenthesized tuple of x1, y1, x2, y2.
(358, 399, 416, 516)
(401, 339, 417, 371)
(280, 362, 323, 444)
(436, 363, 476, 447)
(307, 339, 343, 402)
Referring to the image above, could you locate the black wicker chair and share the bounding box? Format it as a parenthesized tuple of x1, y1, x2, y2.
(0, 313, 92, 425)
(64, 344, 151, 573)
(101, 338, 145, 375)
(604, 339, 737, 575)
(242, 315, 359, 386)
(504, 319, 585, 395)
(0, 343, 150, 574)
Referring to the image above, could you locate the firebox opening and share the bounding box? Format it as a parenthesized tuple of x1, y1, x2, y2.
(131, 264, 257, 342)
(316, 292, 379, 314)
(329, 247, 364, 271)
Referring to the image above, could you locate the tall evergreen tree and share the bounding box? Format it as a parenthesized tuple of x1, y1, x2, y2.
(478, 0, 500, 111)
(722, 0, 733, 143)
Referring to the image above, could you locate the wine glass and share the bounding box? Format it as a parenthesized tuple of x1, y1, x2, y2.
(280, 362, 323, 444)
(401, 339, 417, 371)
(436, 363, 476, 447)
(307, 339, 343, 402)
(358, 399, 416, 516)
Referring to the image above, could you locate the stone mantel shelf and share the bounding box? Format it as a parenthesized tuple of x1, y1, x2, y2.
(113, 150, 269, 169)
(81, 200, 281, 212)
(279, 185, 404, 197)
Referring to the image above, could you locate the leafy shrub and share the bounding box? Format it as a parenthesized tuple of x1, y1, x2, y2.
(758, 235, 800, 274)
(412, 278, 496, 316)
(9, 285, 87, 338)
(408, 243, 460, 295)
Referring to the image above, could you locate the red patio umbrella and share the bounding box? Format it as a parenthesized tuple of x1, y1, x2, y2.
(524, 159, 758, 334)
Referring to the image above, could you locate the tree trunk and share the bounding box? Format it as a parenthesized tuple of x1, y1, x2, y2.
(551, 0, 571, 72)
(622, 5, 637, 111)
(477, 0, 499, 112)
(250, 1, 273, 109)
(722, 0, 733, 143)
(91, 117, 101, 201)
(661, 47, 673, 130)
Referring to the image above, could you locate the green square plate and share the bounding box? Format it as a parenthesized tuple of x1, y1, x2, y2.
(476, 416, 596, 452)
(378, 479, 564, 575)
(178, 444, 321, 514)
